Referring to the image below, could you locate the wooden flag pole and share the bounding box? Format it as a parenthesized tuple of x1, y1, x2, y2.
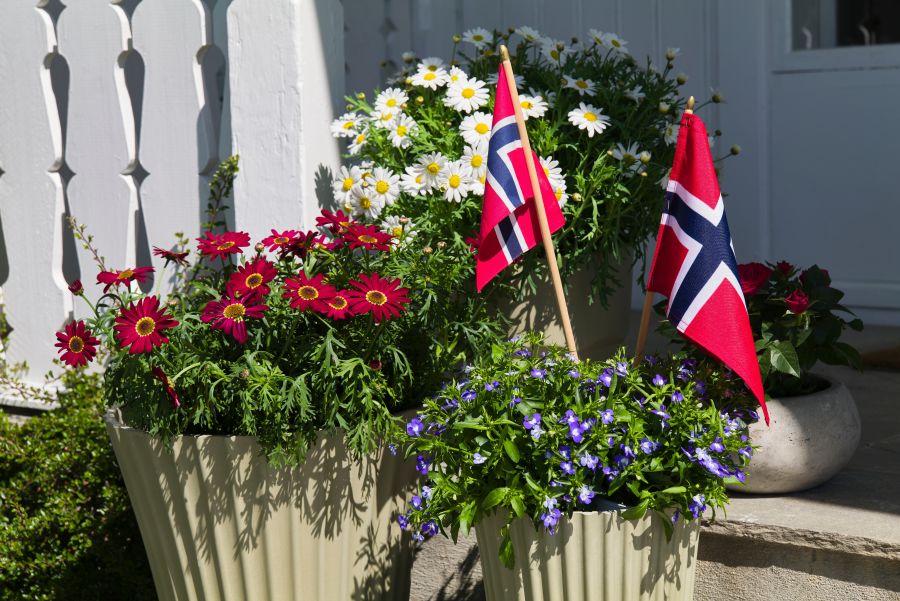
(633, 96, 695, 364)
(499, 45, 578, 359)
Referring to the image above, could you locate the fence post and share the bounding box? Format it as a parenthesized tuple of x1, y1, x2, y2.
(222, 0, 346, 239)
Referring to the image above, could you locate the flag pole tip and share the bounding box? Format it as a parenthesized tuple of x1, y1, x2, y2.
(500, 45, 510, 61)
(686, 96, 695, 114)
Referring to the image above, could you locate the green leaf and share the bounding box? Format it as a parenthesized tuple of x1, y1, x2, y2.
(503, 439, 521, 463)
(621, 499, 649, 521)
(499, 530, 515, 569)
(459, 501, 477, 537)
(659, 486, 686, 495)
(481, 487, 509, 511)
(769, 342, 801, 377)
(510, 494, 526, 517)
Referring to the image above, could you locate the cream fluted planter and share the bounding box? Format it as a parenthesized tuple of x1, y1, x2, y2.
(475, 509, 699, 601)
(105, 410, 416, 601)
(732, 376, 861, 494)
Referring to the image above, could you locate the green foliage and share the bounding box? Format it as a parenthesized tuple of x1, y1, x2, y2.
(341, 27, 725, 306)
(396, 334, 755, 566)
(0, 372, 155, 601)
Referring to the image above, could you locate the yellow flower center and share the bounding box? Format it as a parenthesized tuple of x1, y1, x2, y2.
(427, 64, 438, 72)
(217, 241, 235, 251)
(366, 290, 388, 306)
(576, 79, 589, 89)
(245, 273, 263, 289)
(342, 121, 354, 130)
(329, 295, 348, 310)
(375, 181, 389, 194)
(415, 175, 423, 184)
(342, 177, 354, 191)
(68, 336, 84, 353)
(611, 39, 621, 48)
(521, 100, 533, 110)
(359, 196, 372, 209)
(392, 226, 404, 237)
(584, 112, 597, 122)
(380, 112, 393, 122)
(473, 34, 484, 41)
(475, 123, 489, 134)
(396, 125, 407, 136)
(551, 49, 561, 61)
(223, 303, 245, 320)
(462, 87, 475, 99)
(470, 155, 483, 168)
(543, 166, 550, 176)
(135, 317, 156, 337)
(298, 286, 318, 301)
(118, 269, 134, 280)
(427, 162, 441, 174)
(555, 187, 564, 201)
(424, 72, 436, 81)
(274, 236, 290, 245)
(386, 98, 397, 107)
(355, 133, 365, 144)
(448, 174, 461, 189)
(359, 234, 379, 244)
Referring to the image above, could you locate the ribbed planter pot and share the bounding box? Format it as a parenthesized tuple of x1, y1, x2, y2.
(475, 509, 699, 601)
(501, 253, 633, 360)
(105, 410, 416, 601)
(731, 376, 861, 494)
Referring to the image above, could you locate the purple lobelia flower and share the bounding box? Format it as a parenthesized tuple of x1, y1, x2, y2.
(524, 413, 542, 430)
(484, 380, 500, 391)
(640, 437, 660, 454)
(560, 460, 575, 475)
(694, 380, 707, 395)
(562, 409, 579, 425)
(579, 453, 599, 470)
(689, 494, 706, 518)
(461, 388, 477, 402)
(388, 443, 398, 455)
(473, 452, 487, 465)
(543, 497, 558, 510)
(738, 446, 753, 459)
(615, 361, 629, 377)
(541, 508, 562, 532)
(694, 448, 730, 478)
(568, 422, 587, 443)
(421, 520, 439, 538)
(709, 437, 725, 453)
(652, 374, 667, 387)
(600, 408, 614, 424)
(577, 485, 596, 505)
(671, 509, 681, 525)
(671, 390, 684, 403)
(397, 514, 410, 530)
(559, 445, 572, 459)
(407, 416, 425, 437)
(509, 396, 523, 407)
(410, 495, 423, 510)
(515, 349, 532, 358)
(531, 368, 547, 379)
(529, 424, 544, 440)
(415, 455, 432, 476)
(421, 485, 433, 499)
(568, 369, 581, 378)
(602, 465, 619, 481)
(650, 405, 671, 428)
(598, 369, 613, 387)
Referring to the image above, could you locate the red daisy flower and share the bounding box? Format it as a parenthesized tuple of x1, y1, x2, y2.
(201, 294, 268, 344)
(54, 320, 99, 368)
(114, 296, 179, 354)
(196, 230, 251, 260)
(260, 229, 300, 253)
(342, 224, 393, 252)
(346, 273, 411, 323)
(226, 258, 277, 300)
(151, 366, 181, 409)
(316, 209, 355, 233)
(97, 266, 154, 292)
(67, 280, 84, 295)
(324, 290, 352, 320)
(152, 246, 190, 266)
(282, 272, 336, 313)
(282, 230, 335, 259)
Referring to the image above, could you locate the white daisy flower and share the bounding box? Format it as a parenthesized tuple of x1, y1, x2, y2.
(444, 77, 490, 113)
(541, 39, 569, 65)
(658, 169, 671, 189)
(462, 143, 488, 180)
(400, 165, 427, 196)
(371, 108, 401, 129)
(459, 111, 493, 146)
(388, 114, 418, 148)
(562, 75, 596, 96)
(486, 71, 524, 88)
(381, 215, 417, 246)
(519, 94, 548, 120)
(439, 160, 474, 203)
(365, 167, 401, 206)
(418, 57, 446, 72)
(348, 131, 367, 155)
(410, 66, 450, 90)
(515, 26, 542, 42)
(625, 85, 645, 103)
(448, 66, 468, 85)
(401, 51, 417, 64)
(332, 165, 362, 206)
(663, 123, 678, 145)
(600, 32, 629, 55)
(666, 47, 681, 61)
(349, 184, 385, 220)
(612, 142, 641, 163)
(330, 112, 363, 139)
(416, 152, 448, 189)
(567, 102, 610, 137)
(530, 87, 557, 108)
(470, 173, 486, 196)
(374, 88, 409, 113)
(539, 155, 563, 184)
(587, 29, 604, 45)
(462, 27, 492, 49)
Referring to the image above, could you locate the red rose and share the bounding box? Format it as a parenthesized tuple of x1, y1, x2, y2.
(799, 267, 831, 286)
(776, 261, 794, 276)
(785, 289, 810, 314)
(737, 262, 772, 296)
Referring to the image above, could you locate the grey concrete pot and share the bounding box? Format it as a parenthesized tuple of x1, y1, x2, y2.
(732, 376, 861, 494)
(105, 410, 416, 601)
(475, 510, 699, 601)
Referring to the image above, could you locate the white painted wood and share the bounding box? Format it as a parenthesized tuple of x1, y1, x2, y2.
(618, 1, 657, 66)
(460, 0, 502, 33)
(0, 3, 71, 378)
(56, 0, 136, 304)
(223, 0, 345, 238)
(502, 0, 540, 33)
(411, 0, 459, 60)
(132, 0, 215, 275)
(344, 0, 387, 96)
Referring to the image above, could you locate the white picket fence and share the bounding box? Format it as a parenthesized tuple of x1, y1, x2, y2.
(0, 0, 719, 386)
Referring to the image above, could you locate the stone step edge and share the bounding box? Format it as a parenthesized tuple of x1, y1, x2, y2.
(702, 518, 900, 561)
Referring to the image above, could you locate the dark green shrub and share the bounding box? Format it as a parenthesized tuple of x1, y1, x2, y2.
(0, 372, 155, 601)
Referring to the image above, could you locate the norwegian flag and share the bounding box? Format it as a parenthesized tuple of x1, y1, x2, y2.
(475, 65, 564, 291)
(647, 112, 769, 424)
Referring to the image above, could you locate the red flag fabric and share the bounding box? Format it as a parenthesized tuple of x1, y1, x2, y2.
(647, 112, 769, 424)
(475, 64, 564, 291)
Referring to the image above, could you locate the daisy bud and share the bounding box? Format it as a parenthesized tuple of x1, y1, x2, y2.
(402, 52, 415, 64)
(606, 150, 614, 157)
(711, 90, 723, 103)
(356, 92, 366, 100)
(658, 102, 670, 114)
(240, 369, 250, 379)
(423, 246, 433, 254)
(437, 241, 447, 249)
(452, 34, 462, 43)
(67, 280, 84, 295)
(571, 193, 582, 202)
(415, 96, 424, 105)
(714, 129, 722, 136)
(570, 37, 578, 44)
(380, 60, 387, 68)
(640, 171, 648, 177)
(450, 60, 459, 67)
(405, 77, 413, 85)
(346, 104, 353, 111)
(666, 48, 678, 61)
(361, 180, 369, 187)
(168, 298, 179, 306)
(254, 243, 265, 252)
(730, 145, 742, 156)
(666, 62, 674, 69)
(507, 27, 515, 34)
(401, 103, 408, 110)
(676, 73, 688, 85)
(399, 217, 409, 224)
(639, 151, 651, 164)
